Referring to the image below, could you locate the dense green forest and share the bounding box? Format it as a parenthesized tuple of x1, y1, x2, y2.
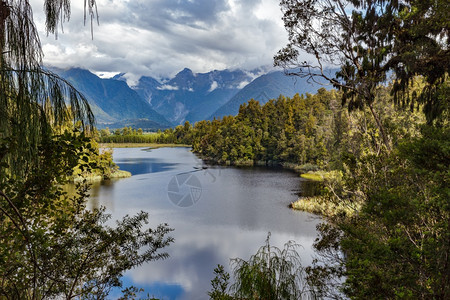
(190, 86, 424, 167)
(98, 125, 191, 145)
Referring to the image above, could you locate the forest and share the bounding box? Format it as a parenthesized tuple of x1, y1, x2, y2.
(1, 0, 449, 299)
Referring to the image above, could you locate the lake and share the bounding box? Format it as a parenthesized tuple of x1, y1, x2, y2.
(87, 147, 321, 299)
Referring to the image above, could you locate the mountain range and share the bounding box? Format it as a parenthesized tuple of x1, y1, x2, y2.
(55, 68, 171, 130)
(54, 67, 324, 129)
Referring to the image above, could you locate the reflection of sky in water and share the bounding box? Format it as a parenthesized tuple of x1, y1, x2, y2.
(115, 158, 178, 175)
(88, 147, 321, 299)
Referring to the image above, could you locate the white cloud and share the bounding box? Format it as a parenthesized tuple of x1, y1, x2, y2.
(94, 71, 120, 79)
(157, 84, 179, 91)
(30, 0, 296, 80)
(237, 80, 250, 89)
(208, 81, 219, 92)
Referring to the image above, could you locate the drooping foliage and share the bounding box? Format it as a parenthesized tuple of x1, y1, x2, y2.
(0, 0, 97, 176)
(1, 1, 175, 298)
(0, 130, 173, 298)
(209, 234, 309, 300)
(274, 0, 449, 146)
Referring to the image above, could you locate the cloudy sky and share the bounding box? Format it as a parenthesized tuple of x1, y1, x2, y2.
(30, 0, 290, 83)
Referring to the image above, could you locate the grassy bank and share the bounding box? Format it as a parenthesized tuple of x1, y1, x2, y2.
(290, 170, 358, 218)
(299, 170, 334, 181)
(99, 143, 191, 149)
(72, 170, 132, 183)
(109, 170, 132, 179)
(290, 196, 357, 218)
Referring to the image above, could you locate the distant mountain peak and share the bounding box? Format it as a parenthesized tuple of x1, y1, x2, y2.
(53, 66, 325, 129)
(54, 67, 172, 129)
(112, 73, 127, 81)
(133, 68, 255, 124)
(177, 68, 194, 76)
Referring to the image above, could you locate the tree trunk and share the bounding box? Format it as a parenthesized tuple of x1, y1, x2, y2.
(368, 102, 391, 151)
(0, 0, 9, 63)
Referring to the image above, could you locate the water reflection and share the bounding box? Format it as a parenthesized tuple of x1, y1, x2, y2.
(88, 179, 116, 211)
(114, 158, 179, 176)
(89, 147, 320, 299)
(299, 178, 323, 197)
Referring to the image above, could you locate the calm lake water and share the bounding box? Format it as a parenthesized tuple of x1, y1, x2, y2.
(87, 147, 320, 299)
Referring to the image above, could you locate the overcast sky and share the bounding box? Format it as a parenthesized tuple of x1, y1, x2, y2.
(30, 0, 291, 84)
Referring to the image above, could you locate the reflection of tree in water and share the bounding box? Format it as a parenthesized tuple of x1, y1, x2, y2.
(88, 180, 116, 211)
(299, 179, 321, 197)
(63, 180, 116, 211)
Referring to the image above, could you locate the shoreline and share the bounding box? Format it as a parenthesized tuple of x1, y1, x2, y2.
(73, 143, 191, 184)
(72, 170, 132, 183)
(195, 154, 320, 173)
(195, 153, 341, 218)
(99, 143, 191, 149)
(97, 146, 345, 218)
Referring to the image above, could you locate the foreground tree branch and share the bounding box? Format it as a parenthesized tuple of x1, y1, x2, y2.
(275, 0, 449, 148)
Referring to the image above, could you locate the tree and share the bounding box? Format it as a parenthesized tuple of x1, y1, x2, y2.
(100, 127, 111, 137)
(275, 4, 448, 298)
(274, 0, 449, 148)
(0, 131, 174, 298)
(0, 0, 98, 176)
(208, 234, 309, 299)
(122, 126, 131, 136)
(307, 127, 449, 299)
(1, 1, 175, 298)
(208, 265, 233, 300)
(388, 0, 449, 125)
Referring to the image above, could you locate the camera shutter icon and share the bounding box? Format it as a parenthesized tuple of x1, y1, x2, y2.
(167, 173, 202, 207)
